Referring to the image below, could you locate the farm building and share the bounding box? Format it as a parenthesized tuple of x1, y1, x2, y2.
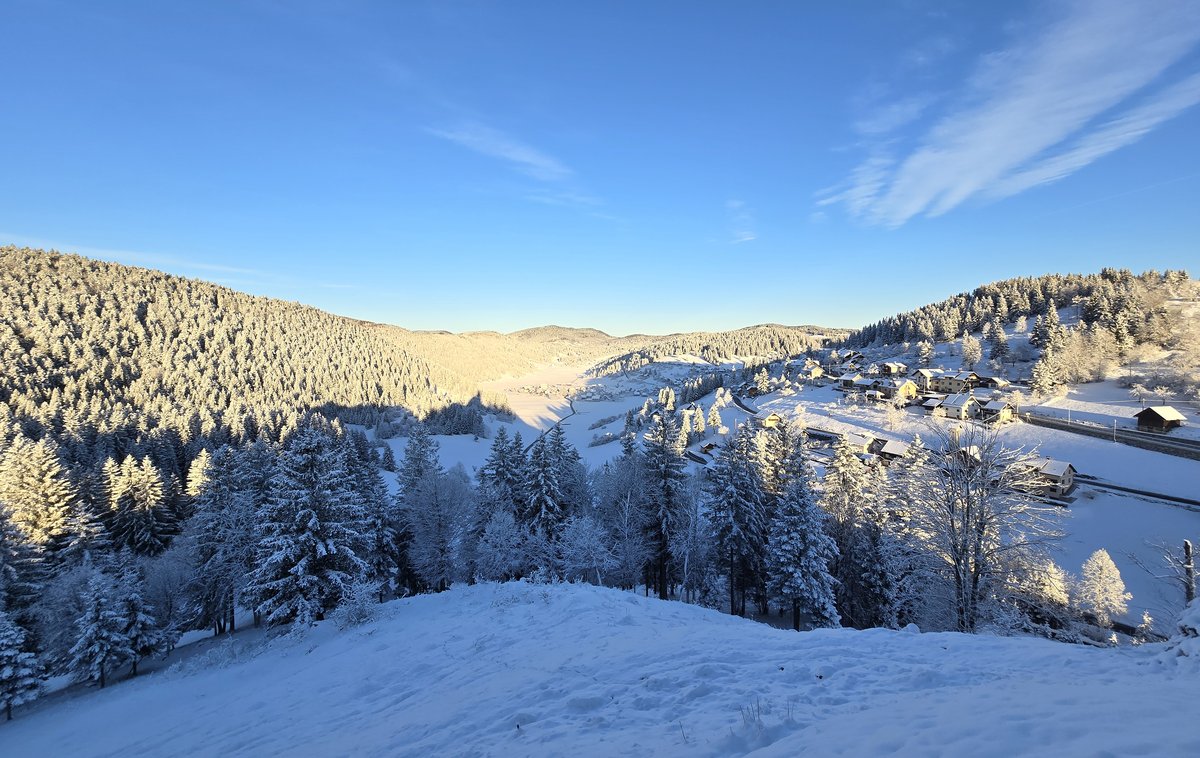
(877, 439, 910, 462)
(1134, 406, 1186, 432)
(976, 375, 1011, 390)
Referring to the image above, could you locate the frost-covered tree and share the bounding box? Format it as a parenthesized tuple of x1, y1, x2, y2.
(1079, 549, 1131, 628)
(115, 553, 159, 676)
(557, 515, 615, 585)
(399, 423, 441, 496)
(247, 426, 366, 625)
(768, 475, 840, 630)
(917, 341, 935, 368)
(521, 435, 564, 538)
(693, 404, 707, 438)
(473, 510, 528, 582)
(755, 368, 770, 394)
(1031, 345, 1063, 397)
(903, 425, 1061, 633)
(642, 412, 688, 600)
(706, 424, 767, 616)
(68, 570, 130, 689)
(0, 437, 78, 558)
(379, 443, 397, 473)
(109, 457, 173, 556)
(707, 404, 722, 431)
(0, 609, 39, 720)
(988, 321, 1009, 362)
(406, 464, 470, 592)
(960, 333, 982, 370)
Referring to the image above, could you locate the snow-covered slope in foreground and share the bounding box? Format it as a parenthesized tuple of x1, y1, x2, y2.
(8, 584, 1199, 758)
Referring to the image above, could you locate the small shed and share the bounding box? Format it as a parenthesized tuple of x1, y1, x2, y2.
(1134, 406, 1186, 432)
(877, 439, 910, 461)
(842, 432, 877, 454)
(923, 397, 944, 414)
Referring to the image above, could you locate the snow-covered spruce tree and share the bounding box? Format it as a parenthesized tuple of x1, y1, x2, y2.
(379, 443, 397, 473)
(988, 321, 1009, 363)
(115, 552, 159, 677)
(343, 430, 398, 600)
(903, 425, 1061, 633)
(399, 422, 442, 496)
(521, 434, 564, 540)
(821, 436, 899, 628)
(768, 473, 840, 631)
(109, 456, 174, 556)
(0, 609, 39, 721)
(642, 411, 688, 600)
(706, 423, 767, 616)
(547, 424, 588, 517)
(707, 404, 722, 432)
(0, 436, 79, 559)
(1031, 344, 1063, 397)
(184, 447, 213, 500)
(960, 333, 982, 370)
(917, 341, 935, 368)
(1079, 549, 1131, 628)
(247, 426, 367, 626)
(68, 570, 130, 689)
(0, 505, 41, 637)
(189, 446, 246, 634)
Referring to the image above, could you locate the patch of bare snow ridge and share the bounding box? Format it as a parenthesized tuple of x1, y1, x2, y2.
(5, 583, 1198, 757)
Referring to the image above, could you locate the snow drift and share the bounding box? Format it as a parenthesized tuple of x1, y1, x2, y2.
(6, 583, 1199, 757)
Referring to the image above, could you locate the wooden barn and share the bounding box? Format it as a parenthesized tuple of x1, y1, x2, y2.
(1134, 406, 1186, 432)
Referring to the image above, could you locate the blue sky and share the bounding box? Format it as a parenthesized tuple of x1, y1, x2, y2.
(3, 1, 1199, 335)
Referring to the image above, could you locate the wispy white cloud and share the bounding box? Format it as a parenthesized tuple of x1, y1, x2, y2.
(727, 199, 756, 243)
(524, 191, 601, 206)
(427, 122, 571, 181)
(853, 95, 935, 136)
(825, 0, 1200, 227)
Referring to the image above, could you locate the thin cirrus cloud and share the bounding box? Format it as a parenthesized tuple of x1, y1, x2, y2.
(821, 0, 1200, 227)
(727, 199, 756, 243)
(426, 122, 572, 181)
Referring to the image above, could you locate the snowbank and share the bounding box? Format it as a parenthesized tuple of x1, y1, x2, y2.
(6, 582, 1198, 757)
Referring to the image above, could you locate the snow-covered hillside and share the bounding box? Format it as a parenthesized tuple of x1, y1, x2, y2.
(6, 582, 1197, 757)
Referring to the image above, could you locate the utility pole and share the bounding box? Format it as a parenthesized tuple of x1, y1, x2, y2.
(1185, 540, 1195, 605)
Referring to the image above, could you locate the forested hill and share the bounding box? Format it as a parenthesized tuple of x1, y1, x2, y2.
(589, 323, 848, 376)
(840, 268, 1192, 349)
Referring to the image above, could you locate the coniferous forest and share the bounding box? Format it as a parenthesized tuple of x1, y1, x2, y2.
(0, 245, 1184, 718)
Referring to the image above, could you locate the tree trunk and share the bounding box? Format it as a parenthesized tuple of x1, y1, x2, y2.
(793, 600, 800, 632)
(729, 547, 736, 616)
(1185, 540, 1196, 604)
(100, 667, 106, 689)
(6, 701, 11, 721)
(131, 658, 138, 677)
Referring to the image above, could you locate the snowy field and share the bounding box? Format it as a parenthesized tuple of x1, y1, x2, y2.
(6, 582, 1198, 758)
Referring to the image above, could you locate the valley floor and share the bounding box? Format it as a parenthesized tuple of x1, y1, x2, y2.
(5, 582, 1197, 757)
